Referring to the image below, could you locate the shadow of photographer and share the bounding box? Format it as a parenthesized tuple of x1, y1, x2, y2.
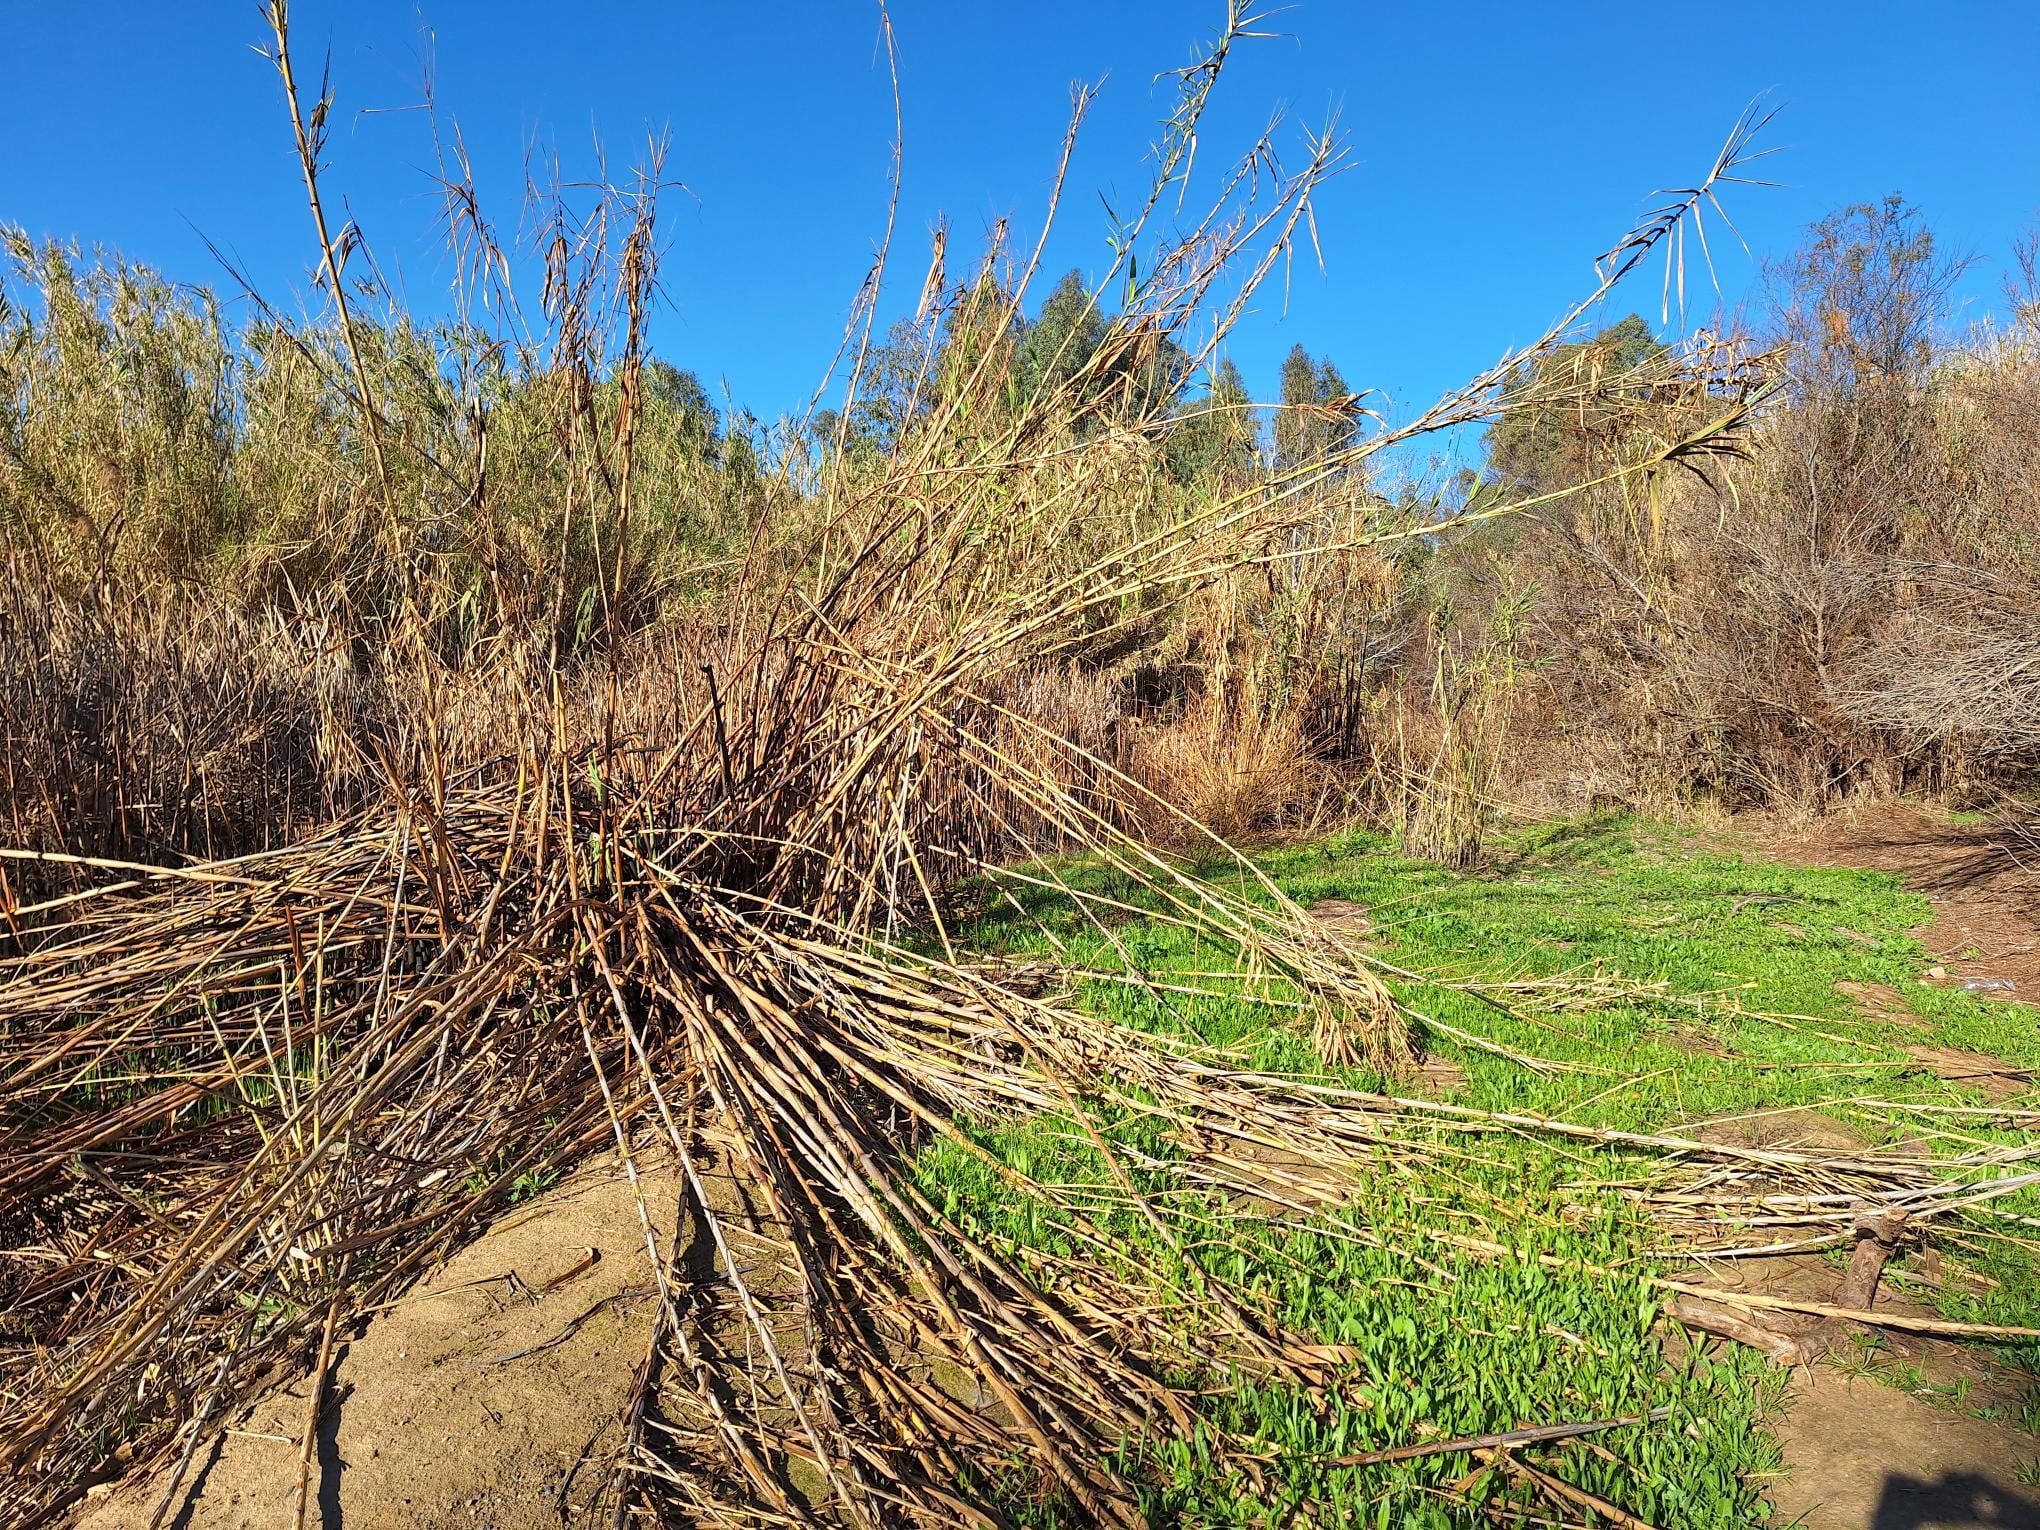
(1869, 1471, 2040, 1529)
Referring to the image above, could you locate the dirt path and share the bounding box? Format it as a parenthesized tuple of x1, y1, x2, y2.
(1727, 802, 2040, 1530)
(76, 1155, 679, 1530)
(1739, 802, 2040, 998)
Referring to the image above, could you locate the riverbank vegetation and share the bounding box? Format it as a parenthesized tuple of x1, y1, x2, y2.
(3, 4, 2036, 1525)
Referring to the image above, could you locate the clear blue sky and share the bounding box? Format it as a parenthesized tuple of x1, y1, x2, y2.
(4, 2, 2037, 465)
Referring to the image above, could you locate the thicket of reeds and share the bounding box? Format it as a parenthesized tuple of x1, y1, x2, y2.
(4, 8, 2036, 1527)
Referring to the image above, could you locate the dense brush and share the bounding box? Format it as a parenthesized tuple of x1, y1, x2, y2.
(0, 9, 1918, 1526)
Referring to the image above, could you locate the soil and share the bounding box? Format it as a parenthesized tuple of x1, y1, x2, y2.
(1717, 801, 2040, 1528)
(1738, 801, 2040, 999)
(1774, 1369, 2040, 1530)
(1835, 980, 1932, 1030)
(1899, 1043, 2034, 1103)
(1308, 897, 1375, 941)
(75, 1154, 679, 1530)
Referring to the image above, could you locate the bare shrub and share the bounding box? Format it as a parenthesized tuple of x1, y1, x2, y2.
(1478, 202, 2040, 816)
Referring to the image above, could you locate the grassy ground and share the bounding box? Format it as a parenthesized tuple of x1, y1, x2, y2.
(924, 814, 2040, 1527)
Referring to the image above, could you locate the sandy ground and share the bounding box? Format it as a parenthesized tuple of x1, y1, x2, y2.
(75, 1155, 678, 1530)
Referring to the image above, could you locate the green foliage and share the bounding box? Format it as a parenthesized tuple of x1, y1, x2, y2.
(842, 313, 942, 455)
(1010, 268, 1191, 436)
(645, 359, 721, 460)
(1484, 313, 1664, 493)
(1272, 342, 1356, 472)
(934, 815, 2040, 1524)
(1016, 270, 1110, 407)
(0, 234, 764, 641)
(1164, 355, 1259, 483)
(0, 233, 241, 581)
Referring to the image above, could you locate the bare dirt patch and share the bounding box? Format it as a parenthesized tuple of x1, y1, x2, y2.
(1835, 979, 1932, 1030)
(1670, 1027, 1732, 1057)
(1681, 1246, 2040, 1528)
(1411, 1053, 1469, 1094)
(1308, 897, 1375, 941)
(1739, 802, 2040, 999)
(76, 1155, 678, 1530)
(1901, 1044, 2035, 1102)
(1310, 898, 1466, 1095)
(1692, 1105, 1879, 1156)
(1770, 1367, 2040, 1529)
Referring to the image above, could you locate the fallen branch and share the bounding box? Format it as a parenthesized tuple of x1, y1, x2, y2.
(1479, 1445, 1662, 1530)
(1666, 1297, 1807, 1365)
(1297, 1405, 1674, 1469)
(1786, 1208, 1910, 1364)
(1670, 1209, 1918, 1365)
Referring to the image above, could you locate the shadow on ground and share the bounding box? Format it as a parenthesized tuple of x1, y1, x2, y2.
(1869, 1470, 2040, 1529)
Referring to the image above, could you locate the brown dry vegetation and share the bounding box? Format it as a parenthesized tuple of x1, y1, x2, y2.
(1475, 200, 2040, 823)
(2, 7, 2037, 1529)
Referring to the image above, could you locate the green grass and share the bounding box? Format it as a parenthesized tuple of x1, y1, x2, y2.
(922, 813, 2040, 1527)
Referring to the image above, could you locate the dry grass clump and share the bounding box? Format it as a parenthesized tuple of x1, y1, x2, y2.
(0, 579, 357, 893)
(1132, 685, 1326, 843)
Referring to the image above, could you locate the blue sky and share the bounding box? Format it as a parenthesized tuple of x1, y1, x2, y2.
(3, 2, 2037, 471)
